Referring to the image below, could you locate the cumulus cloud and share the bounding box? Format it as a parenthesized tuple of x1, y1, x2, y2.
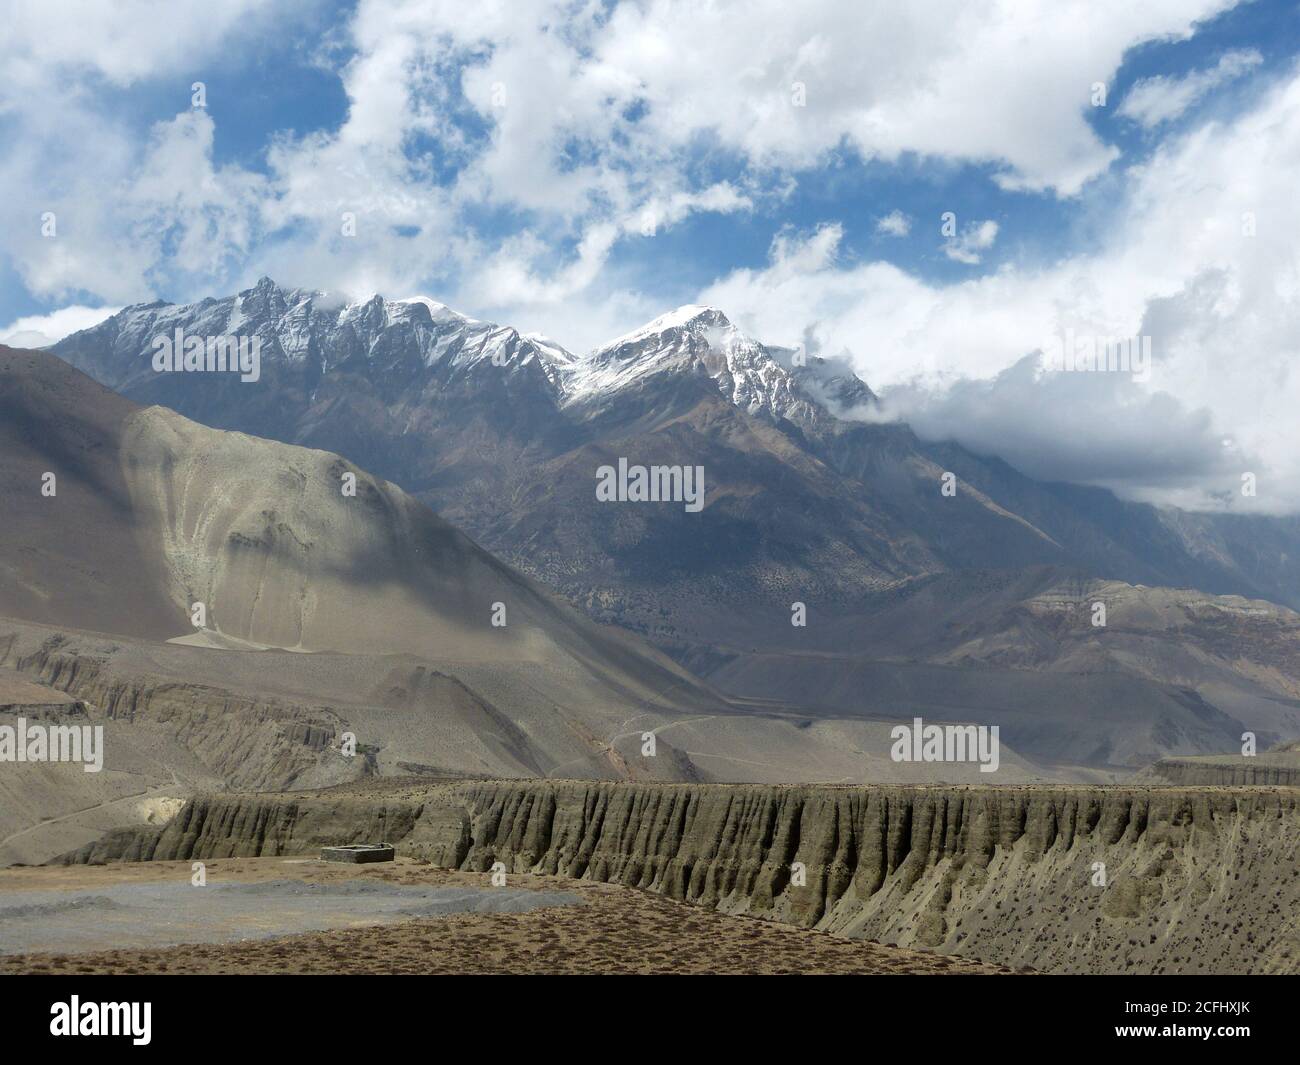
(1119, 48, 1263, 128)
(0, 0, 1244, 314)
(588, 0, 1237, 195)
(700, 62, 1300, 513)
(0, 0, 300, 303)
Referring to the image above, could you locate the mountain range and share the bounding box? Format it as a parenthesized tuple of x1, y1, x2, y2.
(39, 278, 1300, 771)
(50, 278, 1300, 613)
(5, 343, 1073, 862)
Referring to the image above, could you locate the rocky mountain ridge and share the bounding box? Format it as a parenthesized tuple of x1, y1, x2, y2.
(42, 284, 1300, 767)
(50, 277, 1300, 612)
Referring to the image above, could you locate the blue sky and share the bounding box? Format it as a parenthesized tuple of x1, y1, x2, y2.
(4, 0, 1300, 511)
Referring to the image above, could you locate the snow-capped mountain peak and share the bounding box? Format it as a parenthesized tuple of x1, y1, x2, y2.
(51, 280, 871, 426)
(53, 278, 579, 393)
(566, 304, 832, 424)
(597, 304, 733, 350)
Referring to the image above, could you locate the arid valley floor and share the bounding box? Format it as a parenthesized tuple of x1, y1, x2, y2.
(0, 857, 1016, 976)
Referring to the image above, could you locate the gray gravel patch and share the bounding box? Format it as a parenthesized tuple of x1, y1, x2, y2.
(0, 876, 582, 955)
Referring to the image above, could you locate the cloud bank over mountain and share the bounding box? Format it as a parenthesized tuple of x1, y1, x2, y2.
(3, 0, 1298, 509)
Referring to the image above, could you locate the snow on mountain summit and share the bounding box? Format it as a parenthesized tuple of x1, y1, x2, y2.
(51, 280, 869, 426)
(567, 304, 829, 424)
(53, 278, 579, 393)
(597, 304, 732, 349)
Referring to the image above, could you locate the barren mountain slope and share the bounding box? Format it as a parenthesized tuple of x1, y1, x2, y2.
(50, 282, 1300, 620)
(45, 284, 1300, 730)
(0, 348, 182, 639)
(0, 667, 205, 866)
(0, 349, 1073, 862)
(669, 567, 1300, 769)
(38, 290, 1300, 772)
(0, 345, 710, 691)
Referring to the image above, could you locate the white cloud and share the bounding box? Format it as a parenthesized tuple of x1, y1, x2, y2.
(7, 0, 1297, 514)
(876, 210, 911, 237)
(0, 0, 301, 91)
(698, 62, 1300, 513)
(460, 183, 752, 310)
(1119, 48, 1263, 128)
(590, 0, 1238, 195)
(0, 305, 120, 348)
(0, 1, 301, 303)
(943, 220, 999, 264)
(0, 0, 1246, 314)
(0, 109, 268, 303)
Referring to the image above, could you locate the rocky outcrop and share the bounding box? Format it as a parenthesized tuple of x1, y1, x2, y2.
(8, 637, 368, 792)
(56, 780, 1300, 974)
(1141, 755, 1300, 786)
(59, 794, 423, 864)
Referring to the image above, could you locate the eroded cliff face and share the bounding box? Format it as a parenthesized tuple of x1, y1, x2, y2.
(7, 636, 367, 792)
(58, 780, 1300, 975)
(1142, 756, 1300, 786)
